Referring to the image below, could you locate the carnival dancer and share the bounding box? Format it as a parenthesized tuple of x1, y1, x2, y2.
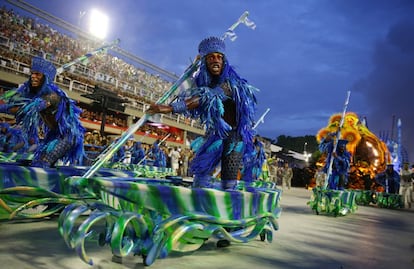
(150, 139, 167, 168)
(0, 122, 27, 153)
(319, 135, 351, 190)
(0, 57, 85, 167)
(111, 137, 125, 163)
(147, 36, 259, 190)
(131, 141, 146, 165)
(375, 164, 400, 194)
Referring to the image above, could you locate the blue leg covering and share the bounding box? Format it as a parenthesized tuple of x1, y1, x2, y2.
(32, 138, 73, 168)
(221, 132, 242, 191)
(242, 165, 256, 191)
(193, 174, 212, 188)
(221, 179, 237, 190)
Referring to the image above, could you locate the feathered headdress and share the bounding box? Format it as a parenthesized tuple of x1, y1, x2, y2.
(337, 139, 349, 147)
(31, 57, 57, 82)
(198, 36, 226, 57)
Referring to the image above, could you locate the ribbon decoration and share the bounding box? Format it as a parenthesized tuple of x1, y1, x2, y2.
(222, 11, 257, 41)
(253, 108, 270, 130)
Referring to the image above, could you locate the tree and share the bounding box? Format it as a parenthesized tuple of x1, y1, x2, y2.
(275, 135, 318, 154)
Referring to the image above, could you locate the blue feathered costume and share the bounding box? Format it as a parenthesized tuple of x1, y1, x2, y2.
(0, 57, 85, 167)
(319, 137, 351, 190)
(132, 141, 146, 165)
(243, 137, 266, 181)
(150, 141, 166, 168)
(173, 37, 260, 190)
(375, 164, 400, 194)
(0, 122, 27, 153)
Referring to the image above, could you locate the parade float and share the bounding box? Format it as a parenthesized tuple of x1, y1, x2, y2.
(0, 159, 176, 220)
(58, 176, 281, 266)
(0, 12, 282, 267)
(308, 92, 403, 215)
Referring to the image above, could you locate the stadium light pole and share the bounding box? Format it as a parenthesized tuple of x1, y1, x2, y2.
(78, 11, 86, 28)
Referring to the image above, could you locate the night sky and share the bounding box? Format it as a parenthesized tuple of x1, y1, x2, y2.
(3, 0, 414, 162)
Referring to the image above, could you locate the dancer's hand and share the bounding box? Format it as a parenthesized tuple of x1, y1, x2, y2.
(146, 104, 172, 115)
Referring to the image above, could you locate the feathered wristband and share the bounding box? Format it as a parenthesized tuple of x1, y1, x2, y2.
(171, 100, 187, 113)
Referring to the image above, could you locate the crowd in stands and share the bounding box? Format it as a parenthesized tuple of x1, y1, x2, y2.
(79, 107, 184, 143)
(0, 5, 173, 103)
(79, 105, 128, 128)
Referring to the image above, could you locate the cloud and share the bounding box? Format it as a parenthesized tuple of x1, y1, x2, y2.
(354, 20, 414, 162)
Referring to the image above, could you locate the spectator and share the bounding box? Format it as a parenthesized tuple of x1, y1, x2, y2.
(180, 148, 191, 177)
(399, 162, 412, 208)
(268, 159, 279, 185)
(168, 146, 181, 175)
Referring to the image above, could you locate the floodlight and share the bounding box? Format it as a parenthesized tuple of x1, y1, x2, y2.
(88, 9, 109, 39)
